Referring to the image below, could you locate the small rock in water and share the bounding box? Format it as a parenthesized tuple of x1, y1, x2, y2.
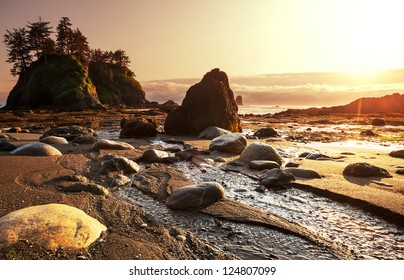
(111, 174, 131, 187)
(11, 142, 62, 156)
(92, 139, 134, 151)
(40, 136, 68, 145)
(253, 127, 278, 138)
(165, 182, 225, 210)
(249, 160, 280, 170)
(139, 149, 171, 163)
(343, 162, 392, 178)
(100, 154, 140, 175)
(259, 168, 295, 188)
(305, 153, 331, 160)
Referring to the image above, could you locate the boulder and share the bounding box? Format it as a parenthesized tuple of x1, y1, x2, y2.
(285, 168, 322, 179)
(0, 140, 17, 152)
(259, 168, 295, 188)
(285, 162, 300, 168)
(11, 142, 62, 156)
(164, 68, 241, 135)
(120, 118, 157, 138)
(92, 139, 134, 151)
(100, 154, 140, 175)
(139, 149, 171, 163)
(0, 204, 106, 249)
(253, 127, 278, 138)
(40, 136, 68, 145)
(159, 100, 180, 113)
(72, 136, 98, 144)
(305, 153, 331, 160)
(239, 142, 282, 165)
(371, 118, 386, 126)
(165, 182, 225, 210)
(343, 162, 392, 178)
(42, 126, 97, 141)
(235, 95, 243, 106)
(198, 126, 230, 140)
(389, 150, 404, 158)
(209, 133, 247, 154)
(249, 160, 280, 171)
(111, 174, 131, 187)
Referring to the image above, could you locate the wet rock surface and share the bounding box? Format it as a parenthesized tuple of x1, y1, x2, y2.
(343, 163, 392, 178)
(240, 142, 282, 165)
(209, 133, 247, 154)
(259, 168, 295, 188)
(11, 142, 62, 156)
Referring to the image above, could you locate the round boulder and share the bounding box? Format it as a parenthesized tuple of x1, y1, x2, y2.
(259, 168, 295, 188)
(100, 154, 140, 175)
(0, 204, 107, 249)
(240, 142, 282, 165)
(120, 118, 157, 138)
(92, 139, 134, 151)
(198, 126, 230, 140)
(165, 182, 225, 210)
(389, 150, 404, 159)
(343, 162, 392, 178)
(139, 149, 170, 163)
(42, 126, 97, 141)
(371, 118, 386, 126)
(209, 133, 247, 154)
(253, 127, 278, 138)
(40, 136, 68, 144)
(11, 142, 62, 156)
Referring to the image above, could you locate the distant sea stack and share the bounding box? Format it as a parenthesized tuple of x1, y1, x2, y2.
(5, 55, 101, 110)
(277, 93, 404, 115)
(164, 68, 242, 135)
(88, 62, 149, 107)
(235, 95, 243, 106)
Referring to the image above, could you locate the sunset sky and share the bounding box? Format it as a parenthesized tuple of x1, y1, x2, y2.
(1, 0, 404, 105)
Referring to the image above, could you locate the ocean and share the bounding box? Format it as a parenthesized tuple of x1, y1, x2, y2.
(237, 104, 311, 115)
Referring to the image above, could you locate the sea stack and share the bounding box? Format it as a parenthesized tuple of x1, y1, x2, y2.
(164, 68, 242, 135)
(235, 95, 243, 106)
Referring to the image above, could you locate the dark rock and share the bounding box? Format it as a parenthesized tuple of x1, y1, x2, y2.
(249, 160, 280, 171)
(164, 68, 241, 135)
(92, 139, 134, 151)
(120, 118, 157, 138)
(360, 130, 377, 136)
(253, 127, 278, 138)
(341, 152, 355, 155)
(343, 162, 392, 178)
(235, 95, 243, 106)
(72, 136, 98, 144)
(240, 142, 282, 165)
(159, 100, 180, 113)
(389, 150, 404, 158)
(285, 167, 322, 179)
(165, 182, 224, 210)
(0, 140, 17, 151)
(40, 136, 68, 144)
(5, 55, 101, 110)
(11, 142, 62, 156)
(259, 168, 295, 188)
(198, 126, 230, 140)
(396, 169, 404, 175)
(305, 153, 331, 160)
(209, 133, 247, 154)
(285, 162, 299, 168)
(42, 126, 97, 141)
(100, 154, 140, 175)
(7, 127, 22, 133)
(371, 118, 386, 126)
(299, 152, 311, 158)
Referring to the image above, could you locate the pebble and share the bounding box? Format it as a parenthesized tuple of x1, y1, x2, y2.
(176, 235, 186, 241)
(140, 223, 148, 228)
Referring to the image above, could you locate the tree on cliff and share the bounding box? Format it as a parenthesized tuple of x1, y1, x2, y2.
(56, 17, 73, 54)
(68, 28, 91, 66)
(3, 27, 32, 76)
(26, 17, 54, 60)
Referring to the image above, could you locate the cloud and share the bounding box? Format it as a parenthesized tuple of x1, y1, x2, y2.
(140, 71, 404, 106)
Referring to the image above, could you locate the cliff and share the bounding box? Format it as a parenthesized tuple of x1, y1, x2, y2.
(5, 55, 101, 110)
(88, 62, 148, 107)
